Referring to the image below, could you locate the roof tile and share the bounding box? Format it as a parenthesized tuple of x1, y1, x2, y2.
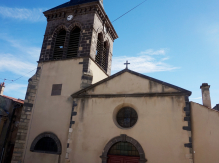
(1, 95, 24, 104)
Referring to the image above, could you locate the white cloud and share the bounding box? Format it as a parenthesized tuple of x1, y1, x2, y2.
(139, 49, 167, 55)
(0, 34, 39, 80)
(0, 6, 46, 22)
(0, 34, 41, 60)
(0, 53, 36, 77)
(4, 83, 27, 95)
(112, 49, 179, 74)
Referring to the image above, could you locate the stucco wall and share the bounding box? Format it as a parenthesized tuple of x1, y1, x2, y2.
(23, 58, 109, 163)
(191, 102, 219, 163)
(69, 96, 190, 163)
(87, 72, 179, 94)
(23, 59, 84, 163)
(90, 59, 108, 84)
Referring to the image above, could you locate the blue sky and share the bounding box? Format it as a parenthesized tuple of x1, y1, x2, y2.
(0, 0, 218, 107)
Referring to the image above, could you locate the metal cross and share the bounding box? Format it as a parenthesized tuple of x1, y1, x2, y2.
(124, 60, 130, 69)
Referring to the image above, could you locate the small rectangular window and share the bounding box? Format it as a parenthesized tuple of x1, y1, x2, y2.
(51, 84, 62, 96)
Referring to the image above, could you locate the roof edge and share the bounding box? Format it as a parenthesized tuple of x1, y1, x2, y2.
(72, 92, 191, 98)
(43, 1, 118, 40)
(0, 95, 24, 104)
(71, 69, 192, 97)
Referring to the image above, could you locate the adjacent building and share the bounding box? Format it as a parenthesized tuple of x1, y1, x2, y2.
(0, 83, 24, 163)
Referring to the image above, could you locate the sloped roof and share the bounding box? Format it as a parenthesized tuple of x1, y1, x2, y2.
(213, 104, 219, 111)
(46, 0, 99, 12)
(1, 95, 24, 104)
(72, 69, 192, 97)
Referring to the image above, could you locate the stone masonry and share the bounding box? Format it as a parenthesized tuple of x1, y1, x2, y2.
(11, 67, 41, 163)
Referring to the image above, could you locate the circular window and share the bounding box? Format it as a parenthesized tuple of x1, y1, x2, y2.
(116, 107, 138, 128)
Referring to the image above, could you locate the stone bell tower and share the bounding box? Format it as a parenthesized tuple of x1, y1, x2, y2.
(11, 0, 118, 163)
(40, 0, 118, 76)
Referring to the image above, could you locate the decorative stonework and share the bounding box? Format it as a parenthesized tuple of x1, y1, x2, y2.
(183, 96, 194, 163)
(11, 67, 42, 163)
(79, 58, 93, 89)
(46, 12, 65, 21)
(44, 3, 118, 40)
(65, 101, 78, 161)
(30, 132, 62, 154)
(100, 134, 147, 163)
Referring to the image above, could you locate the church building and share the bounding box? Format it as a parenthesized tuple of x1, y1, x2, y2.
(10, 0, 219, 163)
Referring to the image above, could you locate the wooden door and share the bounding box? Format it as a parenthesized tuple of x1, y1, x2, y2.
(108, 155, 140, 163)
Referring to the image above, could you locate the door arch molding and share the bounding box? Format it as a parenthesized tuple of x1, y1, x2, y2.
(100, 134, 147, 163)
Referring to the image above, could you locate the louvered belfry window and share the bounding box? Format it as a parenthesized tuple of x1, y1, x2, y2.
(67, 27, 81, 58)
(95, 35, 102, 66)
(102, 42, 108, 71)
(53, 29, 66, 60)
(95, 34, 109, 72)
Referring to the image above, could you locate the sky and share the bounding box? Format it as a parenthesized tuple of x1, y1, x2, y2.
(0, 0, 218, 107)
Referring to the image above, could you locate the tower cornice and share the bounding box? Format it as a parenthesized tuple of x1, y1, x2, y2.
(43, 1, 118, 41)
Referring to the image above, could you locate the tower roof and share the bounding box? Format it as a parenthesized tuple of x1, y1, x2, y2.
(46, 0, 101, 12)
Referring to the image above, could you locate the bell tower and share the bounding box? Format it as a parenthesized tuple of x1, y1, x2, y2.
(11, 1, 118, 163)
(39, 0, 118, 76)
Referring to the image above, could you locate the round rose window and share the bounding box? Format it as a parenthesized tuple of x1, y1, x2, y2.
(116, 107, 138, 128)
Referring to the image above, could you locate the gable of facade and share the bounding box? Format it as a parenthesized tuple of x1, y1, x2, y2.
(67, 69, 193, 163)
(72, 69, 191, 97)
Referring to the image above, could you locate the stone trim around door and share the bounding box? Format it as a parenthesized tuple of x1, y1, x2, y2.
(100, 134, 147, 163)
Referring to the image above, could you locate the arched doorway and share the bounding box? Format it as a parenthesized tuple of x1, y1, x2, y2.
(100, 134, 147, 163)
(107, 142, 140, 163)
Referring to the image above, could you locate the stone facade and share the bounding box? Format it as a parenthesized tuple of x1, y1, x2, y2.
(11, 67, 41, 163)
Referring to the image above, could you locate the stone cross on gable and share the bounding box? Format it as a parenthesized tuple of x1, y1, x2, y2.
(124, 60, 130, 69)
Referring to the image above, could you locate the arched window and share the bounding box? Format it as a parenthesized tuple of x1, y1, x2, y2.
(108, 141, 140, 157)
(95, 34, 109, 72)
(67, 27, 81, 58)
(34, 137, 57, 152)
(102, 41, 109, 71)
(30, 132, 61, 154)
(53, 29, 66, 60)
(95, 33, 103, 66)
